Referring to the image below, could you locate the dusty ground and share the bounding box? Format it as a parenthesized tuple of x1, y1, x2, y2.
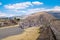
(2, 27, 40, 40)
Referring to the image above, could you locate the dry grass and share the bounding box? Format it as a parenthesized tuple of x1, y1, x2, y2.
(2, 27, 40, 40)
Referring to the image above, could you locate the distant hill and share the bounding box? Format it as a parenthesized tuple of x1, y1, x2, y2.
(19, 12, 56, 28)
(47, 11, 60, 18)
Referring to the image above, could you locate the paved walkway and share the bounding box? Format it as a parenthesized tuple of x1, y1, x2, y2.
(0, 26, 24, 40)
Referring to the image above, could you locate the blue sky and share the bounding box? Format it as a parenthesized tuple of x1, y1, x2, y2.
(0, 0, 60, 17)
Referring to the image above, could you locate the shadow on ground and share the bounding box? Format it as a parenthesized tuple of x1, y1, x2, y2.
(36, 26, 56, 40)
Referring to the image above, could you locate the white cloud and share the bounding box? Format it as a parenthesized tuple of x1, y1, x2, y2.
(53, 6, 60, 11)
(0, 11, 14, 17)
(4, 1, 43, 9)
(4, 2, 32, 9)
(18, 6, 60, 15)
(43, 6, 60, 11)
(32, 1, 43, 5)
(16, 8, 46, 15)
(4, 1, 60, 17)
(26, 8, 42, 14)
(0, 2, 2, 5)
(0, 12, 6, 17)
(54, 6, 60, 9)
(8, 14, 14, 17)
(0, 6, 60, 17)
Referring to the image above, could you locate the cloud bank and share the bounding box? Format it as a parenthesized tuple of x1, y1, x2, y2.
(4, 1, 43, 9)
(1, 1, 60, 17)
